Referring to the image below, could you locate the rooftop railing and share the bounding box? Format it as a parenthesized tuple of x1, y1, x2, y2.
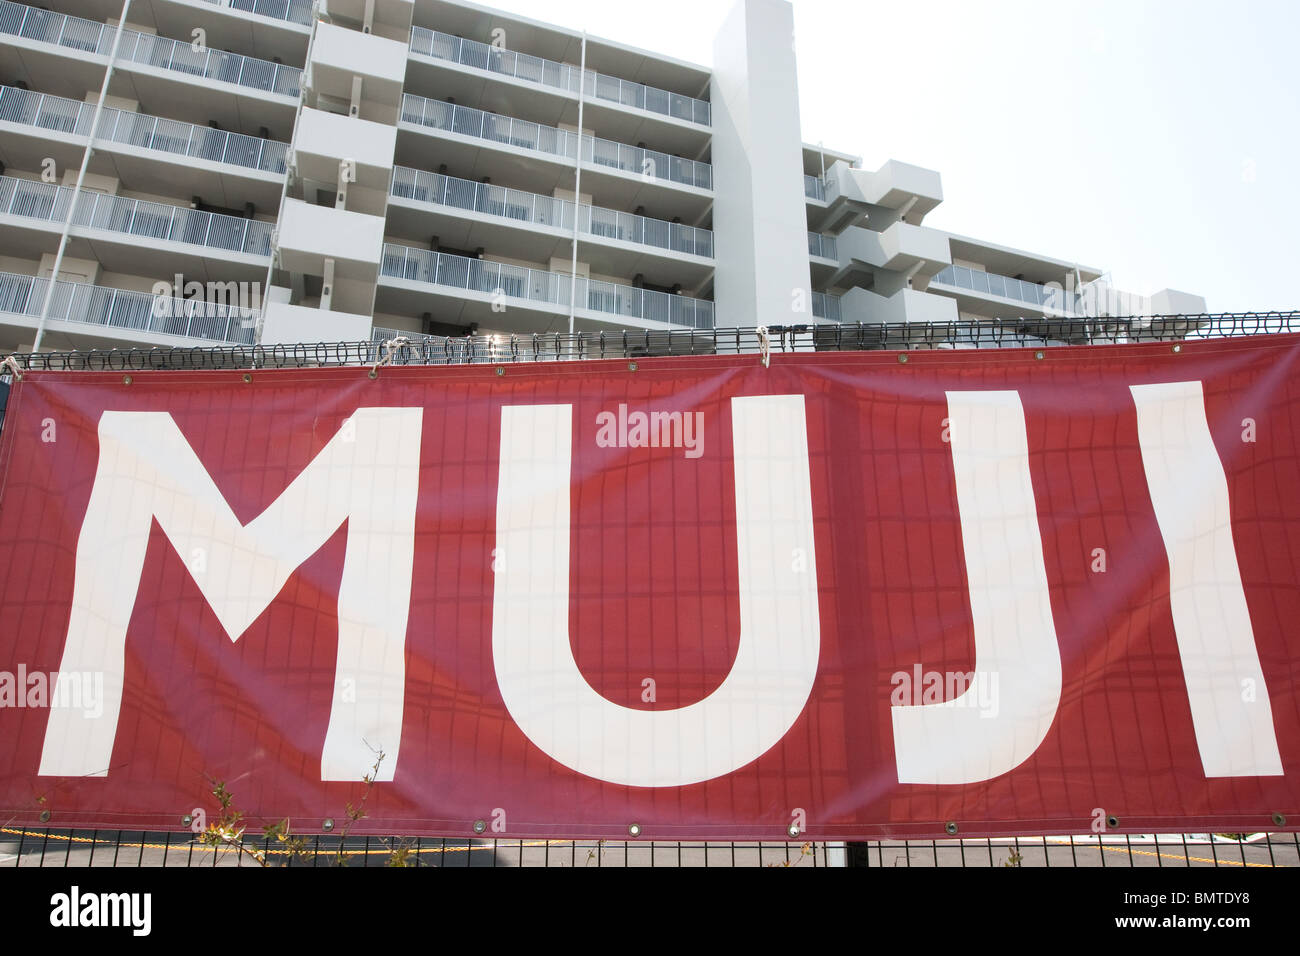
(808, 232, 838, 260)
(194, 0, 315, 27)
(0, 175, 274, 257)
(931, 264, 1081, 314)
(0, 85, 290, 174)
(409, 26, 711, 127)
(0, 1, 302, 99)
(380, 242, 716, 330)
(0, 270, 257, 344)
(399, 93, 713, 191)
(390, 167, 713, 258)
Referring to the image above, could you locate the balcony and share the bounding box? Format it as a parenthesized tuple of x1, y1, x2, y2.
(804, 175, 827, 202)
(0, 270, 256, 344)
(930, 264, 1079, 315)
(390, 167, 713, 260)
(811, 291, 841, 322)
(0, 85, 289, 175)
(194, 0, 315, 26)
(0, 2, 302, 100)
(399, 94, 713, 192)
(0, 175, 274, 258)
(409, 26, 711, 128)
(379, 243, 715, 330)
(807, 232, 837, 260)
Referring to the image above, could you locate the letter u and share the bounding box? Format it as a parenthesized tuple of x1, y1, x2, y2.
(492, 395, 821, 787)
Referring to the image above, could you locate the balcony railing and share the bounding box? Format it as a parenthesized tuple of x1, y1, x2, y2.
(0, 1, 302, 99)
(0, 175, 274, 257)
(0, 271, 256, 344)
(804, 175, 827, 202)
(808, 232, 837, 260)
(931, 264, 1080, 314)
(194, 0, 315, 27)
(399, 94, 713, 191)
(390, 167, 714, 259)
(0, 85, 290, 174)
(409, 26, 711, 127)
(380, 243, 715, 330)
(811, 292, 841, 322)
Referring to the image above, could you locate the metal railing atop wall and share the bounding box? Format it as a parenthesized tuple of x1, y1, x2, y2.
(4, 312, 1299, 373)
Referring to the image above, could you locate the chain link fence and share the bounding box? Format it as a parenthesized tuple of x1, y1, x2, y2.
(2, 312, 1297, 867)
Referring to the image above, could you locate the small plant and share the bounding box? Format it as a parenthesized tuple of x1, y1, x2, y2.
(1002, 847, 1023, 867)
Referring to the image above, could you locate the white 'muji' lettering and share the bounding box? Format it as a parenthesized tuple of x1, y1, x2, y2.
(890, 391, 1063, 785)
(493, 395, 819, 787)
(38, 408, 423, 782)
(1131, 381, 1282, 776)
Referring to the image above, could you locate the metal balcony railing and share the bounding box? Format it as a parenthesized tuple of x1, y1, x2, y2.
(380, 243, 716, 330)
(931, 264, 1081, 314)
(811, 291, 841, 322)
(0, 271, 257, 344)
(194, 0, 315, 27)
(808, 232, 838, 260)
(804, 175, 827, 202)
(390, 167, 714, 259)
(399, 94, 713, 191)
(0, 175, 274, 257)
(0, 1, 302, 99)
(409, 26, 711, 127)
(0, 85, 290, 174)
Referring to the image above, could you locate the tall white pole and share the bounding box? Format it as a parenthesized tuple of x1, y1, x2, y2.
(567, 31, 587, 336)
(32, 0, 134, 352)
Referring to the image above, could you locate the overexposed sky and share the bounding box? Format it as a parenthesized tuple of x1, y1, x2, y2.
(471, 0, 1299, 312)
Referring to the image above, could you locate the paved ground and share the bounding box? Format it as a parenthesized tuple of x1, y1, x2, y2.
(2, 830, 1296, 867)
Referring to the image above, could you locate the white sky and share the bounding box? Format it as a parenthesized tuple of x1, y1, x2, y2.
(470, 0, 1300, 312)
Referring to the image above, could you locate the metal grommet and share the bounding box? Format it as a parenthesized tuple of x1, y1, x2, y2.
(628, 823, 641, 837)
(321, 818, 335, 832)
(39, 809, 51, 823)
(473, 819, 487, 834)
(495, 367, 505, 377)
(1107, 815, 1120, 829)
(945, 821, 959, 835)
(1034, 350, 1045, 360)
(897, 353, 909, 364)
(1272, 812, 1286, 827)
(122, 375, 132, 385)
(628, 362, 638, 371)
(242, 373, 252, 383)
(182, 814, 193, 827)
(1172, 343, 1183, 353)
(367, 369, 378, 380)
(787, 824, 800, 838)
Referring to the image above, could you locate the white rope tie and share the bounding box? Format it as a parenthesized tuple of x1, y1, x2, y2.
(1, 355, 22, 381)
(756, 326, 771, 369)
(370, 336, 410, 376)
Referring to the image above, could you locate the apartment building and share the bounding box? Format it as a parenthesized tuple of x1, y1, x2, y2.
(0, 0, 1204, 355)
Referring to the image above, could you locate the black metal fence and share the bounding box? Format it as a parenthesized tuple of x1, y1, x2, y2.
(3, 828, 1297, 867)
(3, 312, 1298, 867)
(4, 311, 1299, 372)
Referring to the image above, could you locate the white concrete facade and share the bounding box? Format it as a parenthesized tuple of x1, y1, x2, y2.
(0, 0, 1205, 354)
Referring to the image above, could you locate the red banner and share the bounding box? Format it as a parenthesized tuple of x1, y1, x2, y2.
(1, 336, 1298, 840)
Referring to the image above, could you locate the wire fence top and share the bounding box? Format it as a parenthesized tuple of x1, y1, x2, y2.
(3, 312, 1299, 373)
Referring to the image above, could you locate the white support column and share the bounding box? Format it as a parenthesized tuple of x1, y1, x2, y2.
(710, 0, 812, 329)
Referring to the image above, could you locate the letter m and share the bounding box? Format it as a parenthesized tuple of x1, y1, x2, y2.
(38, 408, 423, 781)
